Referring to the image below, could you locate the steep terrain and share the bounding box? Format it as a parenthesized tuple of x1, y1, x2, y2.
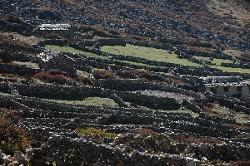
(0, 0, 250, 165)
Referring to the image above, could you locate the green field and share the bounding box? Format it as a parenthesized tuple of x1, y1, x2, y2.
(211, 58, 233, 66)
(160, 108, 199, 118)
(211, 65, 250, 73)
(187, 56, 250, 73)
(46, 44, 250, 74)
(45, 45, 108, 59)
(193, 56, 233, 65)
(101, 44, 201, 67)
(44, 97, 119, 107)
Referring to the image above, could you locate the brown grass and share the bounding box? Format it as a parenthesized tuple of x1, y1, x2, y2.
(33, 71, 73, 83)
(0, 109, 30, 154)
(172, 135, 224, 144)
(93, 69, 115, 79)
(0, 32, 42, 48)
(208, 0, 250, 26)
(229, 161, 250, 166)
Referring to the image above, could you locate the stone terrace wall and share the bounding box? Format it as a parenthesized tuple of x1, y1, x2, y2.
(208, 96, 250, 115)
(0, 82, 181, 110)
(0, 63, 39, 76)
(95, 79, 200, 99)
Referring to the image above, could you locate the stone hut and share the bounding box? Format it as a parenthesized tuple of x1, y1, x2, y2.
(200, 76, 249, 98)
(37, 24, 71, 31)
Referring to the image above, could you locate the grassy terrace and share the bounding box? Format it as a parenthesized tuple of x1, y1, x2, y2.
(193, 56, 250, 73)
(43, 97, 119, 107)
(161, 109, 199, 118)
(101, 45, 250, 73)
(46, 44, 250, 74)
(101, 44, 200, 67)
(193, 56, 233, 65)
(223, 49, 243, 58)
(211, 65, 250, 73)
(45, 45, 109, 60)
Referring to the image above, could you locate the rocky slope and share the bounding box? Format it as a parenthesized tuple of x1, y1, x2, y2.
(0, 0, 250, 165)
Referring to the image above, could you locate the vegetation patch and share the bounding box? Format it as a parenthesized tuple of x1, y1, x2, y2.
(101, 44, 201, 67)
(210, 65, 250, 73)
(224, 49, 244, 58)
(93, 68, 115, 79)
(33, 70, 74, 83)
(0, 109, 30, 154)
(75, 128, 116, 139)
(204, 103, 250, 124)
(11, 61, 40, 69)
(45, 45, 108, 59)
(194, 56, 250, 73)
(45, 97, 119, 107)
(161, 108, 199, 118)
(0, 32, 42, 47)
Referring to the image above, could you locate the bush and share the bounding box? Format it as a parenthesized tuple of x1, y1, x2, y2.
(0, 109, 30, 154)
(75, 128, 116, 143)
(33, 70, 73, 83)
(76, 70, 93, 85)
(93, 69, 115, 79)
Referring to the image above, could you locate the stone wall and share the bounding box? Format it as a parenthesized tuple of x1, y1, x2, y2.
(0, 63, 39, 76)
(0, 82, 181, 110)
(95, 79, 200, 98)
(208, 96, 250, 115)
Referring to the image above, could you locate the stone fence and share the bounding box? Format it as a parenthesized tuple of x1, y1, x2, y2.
(0, 63, 39, 76)
(0, 82, 181, 110)
(95, 79, 200, 99)
(208, 96, 250, 115)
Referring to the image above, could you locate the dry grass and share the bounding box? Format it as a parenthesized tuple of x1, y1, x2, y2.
(11, 61, 40, 69)
(208, 0, 250, 26)
(76, 70, 93, 85)
(0, 32, 42, 48)
(0, 109, 30, 154)
(93, 68, 115, 79)
(229, 160, 250, 166)
(184, 45, 215, 54)
(75, 128, 116, 144)
(172, 135, 224, 144)
(33, 71, 73, 83)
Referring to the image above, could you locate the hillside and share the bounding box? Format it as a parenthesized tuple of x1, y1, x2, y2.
(0, 0, 250, 165)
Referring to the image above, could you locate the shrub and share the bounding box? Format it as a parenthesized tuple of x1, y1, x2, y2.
(0, 109, 30, 154)
(33, 70, 73, 83)
(93, 69, 115, 79)
(75, 128, 116, 143)
(76, 70, 93, 85)
(133, 69, 151, 78)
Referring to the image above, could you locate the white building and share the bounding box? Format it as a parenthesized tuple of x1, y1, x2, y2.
(37, 24, 71, 31)
(200, 76, 249, 99)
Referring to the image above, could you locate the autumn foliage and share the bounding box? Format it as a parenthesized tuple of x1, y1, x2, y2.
(0, 109, 30, 154)
(33, 70, 73, 83)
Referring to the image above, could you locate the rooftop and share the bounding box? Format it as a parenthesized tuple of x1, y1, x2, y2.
(37, 24, 71, 30)
(200, 76, 247, 87)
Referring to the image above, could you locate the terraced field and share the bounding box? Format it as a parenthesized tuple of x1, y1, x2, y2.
(101, 44, 200, 67)
(43, 97, 119, 107)
(102, 44, 250, 74)
(0, 1, 250, 165)
(45, 45, 108, 59)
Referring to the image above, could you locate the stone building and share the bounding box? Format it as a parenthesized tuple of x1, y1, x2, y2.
(37, 24, 71, 31)
(200, 76, 249, 98)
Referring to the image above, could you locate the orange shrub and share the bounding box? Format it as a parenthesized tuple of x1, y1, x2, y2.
(0, 109, 30, 154)
(33, 70, 73, 83)
(93, 69, 115, 79)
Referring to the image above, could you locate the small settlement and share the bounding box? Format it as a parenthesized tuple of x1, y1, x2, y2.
(200, 76, 250, 98)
